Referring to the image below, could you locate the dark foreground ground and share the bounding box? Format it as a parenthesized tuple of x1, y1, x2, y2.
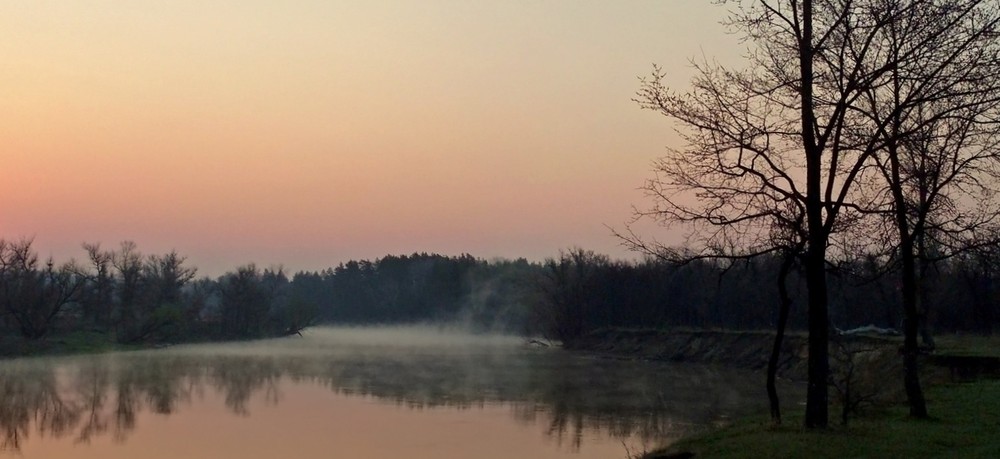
(651, 379, 1000, 458)
(571, 329, 1000, 459)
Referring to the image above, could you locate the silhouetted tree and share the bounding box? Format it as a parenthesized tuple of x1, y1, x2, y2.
(112, 244, 196, 343)
(111, 241, 143, 342)
(0, 239, 85, 339)
(625, 0, 1000, 426)
(219, 265, 271, 338)
(533, 249, 609, 345)
(827, 0, 1000, 418)
(80, 242, 115, 331)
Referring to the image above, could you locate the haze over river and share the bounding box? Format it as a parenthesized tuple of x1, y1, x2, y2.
(0, 327, 802, 458)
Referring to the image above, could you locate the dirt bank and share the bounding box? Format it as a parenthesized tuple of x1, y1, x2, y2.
(570, 328, 898, 382)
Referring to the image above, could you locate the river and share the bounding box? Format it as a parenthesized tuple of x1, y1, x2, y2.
(0, 326, 802, 458)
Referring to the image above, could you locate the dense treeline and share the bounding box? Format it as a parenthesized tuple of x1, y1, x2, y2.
(1, 238, 997, 349)
(0, 241, 543, 344)
(0, 239, 313, 344)
(532, 248, 1000, 346)
(290, 253, 536, 330)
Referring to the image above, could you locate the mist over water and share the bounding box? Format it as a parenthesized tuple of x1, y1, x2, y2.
(0, 326, 802, 458)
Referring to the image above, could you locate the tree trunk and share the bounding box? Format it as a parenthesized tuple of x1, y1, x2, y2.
(900, 236, 929, 418)
(800, 0, 829, 429)
(804, 239, 829, 428)
(916, 244, 935, 350)
(768, 253, 795, 424)
(886, 39, 929, 417)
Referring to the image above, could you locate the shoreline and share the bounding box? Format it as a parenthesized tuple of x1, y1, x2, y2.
(568, 327, 899, 382)
(568, 328, 1000, 459)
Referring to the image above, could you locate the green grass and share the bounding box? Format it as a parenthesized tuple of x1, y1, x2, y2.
(643, 334, 1000, 458)
(0, 330, 143, 358)
(655, 380, 1000, 458)
(934, 334, 1000, 358)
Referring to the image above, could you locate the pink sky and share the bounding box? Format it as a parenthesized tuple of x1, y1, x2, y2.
(1, 1, 740, 275)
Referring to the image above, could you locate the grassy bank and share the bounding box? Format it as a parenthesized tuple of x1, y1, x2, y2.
(649, 334, 1000, 458)
(654, 380, 1000, 458)
(935, 334, 1000, 358)
(0, 331, 154, 359)
(0, 327, 307, 360)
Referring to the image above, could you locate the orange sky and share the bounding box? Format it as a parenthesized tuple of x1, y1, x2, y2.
(0, 1, 740, 275)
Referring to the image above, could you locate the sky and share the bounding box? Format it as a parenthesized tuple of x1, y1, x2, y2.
(1, 1, 742, 276)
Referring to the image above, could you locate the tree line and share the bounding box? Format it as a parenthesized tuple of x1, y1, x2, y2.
(290, 253, 535, 330)
(533, 248, 1000, 344)
(0, 239, 314, 344)
(3, 238, 996, 357)
(0, 243, 540, 344)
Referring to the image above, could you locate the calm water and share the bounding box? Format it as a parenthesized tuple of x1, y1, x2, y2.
(0, 327, 802, 458)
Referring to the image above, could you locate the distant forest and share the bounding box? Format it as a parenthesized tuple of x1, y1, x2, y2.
(0, 239, 997, 347)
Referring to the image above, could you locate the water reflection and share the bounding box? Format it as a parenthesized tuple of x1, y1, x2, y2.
(0, 327, 802, 455)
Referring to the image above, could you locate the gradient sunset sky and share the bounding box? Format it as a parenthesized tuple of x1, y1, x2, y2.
(2, 1, 740, 275)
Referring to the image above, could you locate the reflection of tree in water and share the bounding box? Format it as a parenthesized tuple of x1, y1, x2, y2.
(510, 357, 764, 449)
(72, 360, 110, 443)
(0, 361, 79, 451)
(0, 339, 802, 453)
(208, 357, 283, 415)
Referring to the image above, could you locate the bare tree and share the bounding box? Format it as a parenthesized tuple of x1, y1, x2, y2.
(109, 243, 196, 343)
(532, 248, 609, 346)
(623, 0, 989, 426)
(143, 251, 197, 307)
(111, 241, 143, 342)
(0, 239, 85, 339)
(839, 0, 1000, 418)
(623, 47, 837, 419)
(81, 242, 115, 330)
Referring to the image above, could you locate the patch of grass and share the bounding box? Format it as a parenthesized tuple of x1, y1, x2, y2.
(656, 380, 1000, 458)
(934, 334, 1000, 358)
(50, 330, 120, 353)
(0, 330, 143, 359)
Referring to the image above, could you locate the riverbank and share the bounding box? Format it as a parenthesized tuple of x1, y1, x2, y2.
(650, 379, 1000, 458)
(570, 327, 898, 382)
(0, 330, 252, 359)
(572, 329, 1000, 458)
(0, 326, 318, 360)
(0, 330, 143, 358)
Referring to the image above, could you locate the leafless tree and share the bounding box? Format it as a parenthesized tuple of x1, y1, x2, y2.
(110, 242, 196, 343)
(533, 248, 609, 346)
(623, 1, 835, 427)
(835, 0, 1000, 418)
(111, 241, 143, 341)
(0, 239, 85, 339)
(81, 242, 115, 330)
(623, 0, 999, 426)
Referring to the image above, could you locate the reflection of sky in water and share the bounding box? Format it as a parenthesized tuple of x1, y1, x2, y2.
(0, 327, 803, 458)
